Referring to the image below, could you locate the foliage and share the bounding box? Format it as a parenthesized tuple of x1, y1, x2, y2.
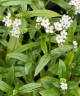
(0, 0, 80, 96)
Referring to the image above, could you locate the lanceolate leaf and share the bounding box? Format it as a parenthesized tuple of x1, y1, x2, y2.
(19, 83, 41, 93)
(58, 59, 66, 78)
(0, 81, 12, 92)
(7, 52, 28, 62)
(31, 0, 45, 9)
(41, 38, 48, 54)
(68, 19, 77, 41)
(50, 45, 73, 57)
(2, 0, 31, 6)
(6, 65, 14, 86)
(40, 88, 60, 96)
(34, 54, 51, 76)
(64, 51, 74, 79)
(27, 10, 61, 17)
(14, 42, 40, 52)
(40, 76, 60, 88)
(65, 51, 74, 67)
(50, 0, 71, 9)
(7, 36, 17, 52)
(15, 66, 25, 77)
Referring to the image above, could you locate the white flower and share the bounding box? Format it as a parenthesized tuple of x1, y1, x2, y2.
(13, 26, 20, 32)
(10, 26, 20, 38)
(61, 30, 67, 39)
(41, 18, 50, 28)
(3, 13, 12, 27)
(56, 35, 63, 43)
(54, 22, 62, 31)
(3, 17, 6, 22)
(60, 15, 73, 29)
(73, 41, 78, 46)
(69, 0, 79, 6)
(64, 22, 71, 29)
(5, 19, 12, 27)
(75, 4, 80, 14)
(46, 26, 54, 33)
(60, 83, 68, 90)
(73, 41, 78, 48)
(69, 0, 80, 14)
(6, 13, 11, 19)
(13, 18, 21, 26)
(36, 17, 42, 23)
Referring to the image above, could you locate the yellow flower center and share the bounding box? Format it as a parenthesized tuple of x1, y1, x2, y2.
(63, 85, 66, 88)
(39, 19, 41, 22)
(58, 37, 61, 40)
(56, 25, 59, 28)
(75, 1, 77, 3)
(62, 33, 65, 36)
(62, 20, 64, 23)
(8, 21, 11, 24)
(17, 21, 19, 24)
(16, 28, 18, 30)
(48, 28, 51, 31)
(44, 21, 47, 24)
(66, 24, 68, 26)
(78, 5, 80, 7)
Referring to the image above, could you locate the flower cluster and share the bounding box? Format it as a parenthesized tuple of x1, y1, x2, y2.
(36, 17, 54, 33)
(56, 30, 67, 44)
(3, 13, 12, 27)
(3, 13, 21, 38)
(54, 15, 73, 31)
(60, 78, 68, 90)
(36, 15, 73, 45)
(55, 15, 73, 44)
(69, 0, 80, 14)
(10, 18, 21, 38)
(60, 15, 73, 29)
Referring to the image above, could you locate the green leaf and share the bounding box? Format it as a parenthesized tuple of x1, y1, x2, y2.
(25, 62, 32, 75)
(27, 10, 61, 17)
(41, 78, 54, 89)
(6, 65, 14, 86)
(0, 67, 8, 73)
(64, 51, 74, 79)
(15, 66, 25, 77)
(65, 51, 74, 66)
(7, 36, 17, 52)
(68, 19, 77, 41)
(58, 59, 66, 78)
(50, 0, 71, 9)
(0, 81, 11, 92)
(70, 88, 80, 96)
(40, 88, 60, 96)
(50, 45, 73, 57)
(31, 0, 44, 10)
(40, 76, 60, 88)
(48, 63, 58, 75)
(0, 26, 6, 33)
(0, 39, 8, 47)
(33, 90, 40, 96)
(41, 38, 48, 54)
(14, 42, 40, 52)
(7, 52, 28, 62)
(34, 54, 51, 76)
(19, 83, 41, 93)
(76, 25, 80, 32)
(2, 0, 31, 6)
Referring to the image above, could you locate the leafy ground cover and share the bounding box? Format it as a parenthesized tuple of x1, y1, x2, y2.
(0, 0, 80, 96)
